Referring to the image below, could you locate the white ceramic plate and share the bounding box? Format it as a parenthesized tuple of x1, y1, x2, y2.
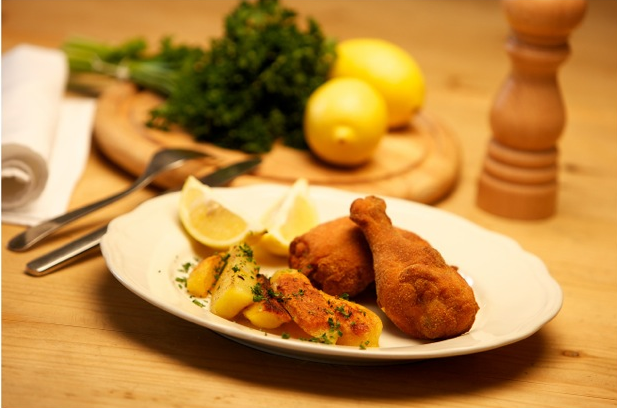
(101, 184, 563, 365)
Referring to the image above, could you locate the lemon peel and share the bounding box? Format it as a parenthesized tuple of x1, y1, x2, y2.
(330, 38, 425, 128)
(304, 77, 388, 167)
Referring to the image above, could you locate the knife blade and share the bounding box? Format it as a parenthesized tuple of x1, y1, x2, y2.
(25, 157, 261, 276)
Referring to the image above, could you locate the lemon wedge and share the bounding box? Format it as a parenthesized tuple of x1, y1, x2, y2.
(179, 176, 257, 249)
(260, 178, 319, 256)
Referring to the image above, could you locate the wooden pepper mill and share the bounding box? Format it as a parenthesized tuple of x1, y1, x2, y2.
(477, 0, 587, 219)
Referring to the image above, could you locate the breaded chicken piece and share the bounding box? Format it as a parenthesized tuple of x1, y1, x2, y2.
(289, 217, 422, 298)
(288, 217, 374, 297)
(270, 269, 382, 347)
(350, 196, 479, 340)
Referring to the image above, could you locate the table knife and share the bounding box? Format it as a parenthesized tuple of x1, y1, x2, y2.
(25, 157, 261, 276)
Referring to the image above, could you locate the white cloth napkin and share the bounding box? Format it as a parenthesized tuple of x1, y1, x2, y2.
(2, 44, 96, 226)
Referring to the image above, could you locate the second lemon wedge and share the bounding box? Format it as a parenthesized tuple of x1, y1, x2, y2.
(260, 179, 319, 256)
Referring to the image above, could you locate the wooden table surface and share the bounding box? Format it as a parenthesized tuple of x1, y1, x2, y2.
(2, 1, 616, 407)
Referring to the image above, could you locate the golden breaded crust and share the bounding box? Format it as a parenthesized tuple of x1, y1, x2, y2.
(288, 217, 374, 297)
(350, 196, 479, 340)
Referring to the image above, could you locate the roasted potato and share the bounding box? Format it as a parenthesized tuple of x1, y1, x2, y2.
(210, 243, 259, 319)
(187, 254, 225, 298)
(242, 275, 291, 329)
(270, 269, 382, 347)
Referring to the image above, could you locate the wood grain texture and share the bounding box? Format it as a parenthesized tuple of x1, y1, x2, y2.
(2, 1, 616, 408)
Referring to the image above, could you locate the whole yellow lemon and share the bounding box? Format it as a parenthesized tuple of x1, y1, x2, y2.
(330, 38, 425, 128)
(304, 77, 388, 167)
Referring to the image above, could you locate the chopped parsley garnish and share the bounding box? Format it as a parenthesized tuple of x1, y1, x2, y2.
(252, 283, 265, 302)
(178, 261, 194, 273)
(335, 305, 351, 319)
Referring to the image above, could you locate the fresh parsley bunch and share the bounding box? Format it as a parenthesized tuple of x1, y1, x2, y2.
(63, 0, 336, 153)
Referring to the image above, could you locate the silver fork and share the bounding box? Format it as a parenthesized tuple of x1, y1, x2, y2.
(7, 148, 208, 251)
(24, 156, 262, 276)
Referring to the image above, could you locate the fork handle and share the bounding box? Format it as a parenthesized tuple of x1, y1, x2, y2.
(25, 225, 107, 276)
(7, 174, 149, 252)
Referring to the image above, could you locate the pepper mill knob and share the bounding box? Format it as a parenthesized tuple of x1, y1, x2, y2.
(477, 0, 586, 219)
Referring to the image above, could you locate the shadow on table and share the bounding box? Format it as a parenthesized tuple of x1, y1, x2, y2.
(97, 269, 548, 401)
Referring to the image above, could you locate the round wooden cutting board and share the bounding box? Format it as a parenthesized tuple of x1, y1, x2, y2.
(93, 81, 460, 204)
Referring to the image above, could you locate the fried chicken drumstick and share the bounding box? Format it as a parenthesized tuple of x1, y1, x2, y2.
(349, 196, 479, 340)
(289, 217, 374, 297)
